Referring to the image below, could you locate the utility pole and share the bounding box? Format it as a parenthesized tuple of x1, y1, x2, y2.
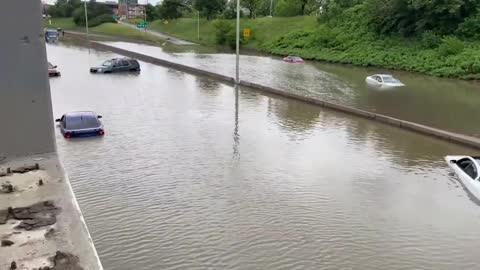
(84, 0, 89, 39)
(235, 0, 240, 84)
(144, 0, 147, 33)
(197, 10, 200, 40)
(269, 0, 273, 17)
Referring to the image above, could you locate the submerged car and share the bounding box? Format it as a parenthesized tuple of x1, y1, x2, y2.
(45, 29, 59, 43)
(56, 111, 104, 139)
(283, 55, 304, 63)
(90, 58, 140, 73)
(48, 62, 61, 77)
(366, 74, 405, 88)
(445, 156, 480, 199)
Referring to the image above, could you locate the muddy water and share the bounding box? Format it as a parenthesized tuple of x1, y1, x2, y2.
(48, 43, 480, 270)
(102, 41, 480, 138)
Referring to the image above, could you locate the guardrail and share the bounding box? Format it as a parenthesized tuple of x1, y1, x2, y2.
(80, 36, 480, 150)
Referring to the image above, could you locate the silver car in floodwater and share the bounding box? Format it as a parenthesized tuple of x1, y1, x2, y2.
(90, 58, 140, 74)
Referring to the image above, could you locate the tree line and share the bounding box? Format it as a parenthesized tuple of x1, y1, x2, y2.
(319, 0, 480, 38)
(48, 0, 116, 27)
(150, 0, 321, 20)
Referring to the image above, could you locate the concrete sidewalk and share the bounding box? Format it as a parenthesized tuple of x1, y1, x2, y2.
(117, 20, 197, 45)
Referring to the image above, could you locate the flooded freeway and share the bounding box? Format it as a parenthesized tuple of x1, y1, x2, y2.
(47, 42, 480, 270)
(103, 41, 480, 138)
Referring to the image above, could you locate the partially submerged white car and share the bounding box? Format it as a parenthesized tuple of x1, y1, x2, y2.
(445, 156, 480, 199)
(366, 74, 405, 88)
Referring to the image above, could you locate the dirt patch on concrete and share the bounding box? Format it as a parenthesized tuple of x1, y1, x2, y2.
(0, 201, 58, 230)
(38, 251, 84, 270)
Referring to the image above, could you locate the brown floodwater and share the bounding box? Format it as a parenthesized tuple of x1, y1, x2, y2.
(47, 42, 480, 270)
(101, 41, 480, 138)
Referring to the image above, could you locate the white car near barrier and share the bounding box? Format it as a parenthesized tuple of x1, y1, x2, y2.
(366, 74, 405, 88)
(445, 155, 480, 199)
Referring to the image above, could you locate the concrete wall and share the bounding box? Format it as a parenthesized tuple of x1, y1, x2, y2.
(0, 1, 56, 159)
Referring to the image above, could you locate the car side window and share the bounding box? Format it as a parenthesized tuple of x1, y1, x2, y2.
(120, 60, 129, 67)
(376, 76, 382, 82)
(112, 60, 120, 67)
(457, 158, 472, 169)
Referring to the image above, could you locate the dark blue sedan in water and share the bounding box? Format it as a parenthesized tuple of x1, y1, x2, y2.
(56, 111, 104, 139)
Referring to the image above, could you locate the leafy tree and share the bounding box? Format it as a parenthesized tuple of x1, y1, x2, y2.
(194, 0, 226, 20)
(145, 3, 157, 21)
(257, 0, 275, 16)
(365, 0, 479, 36)
(241, 0, 261, 18)
(156, 0, 184, 20)
(274, 0, 302, 16)
(223, 0, 243, 19)
(48, 0, 82, 17)
(72, 1, 113, 26)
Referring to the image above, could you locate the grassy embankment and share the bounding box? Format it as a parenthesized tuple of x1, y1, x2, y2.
(145, 16, 480, 79)
(44, 17, 163, 43)
(147, 16, 317, 49)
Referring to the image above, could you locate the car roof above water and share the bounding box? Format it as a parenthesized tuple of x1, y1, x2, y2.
(65, 111, 97, 118)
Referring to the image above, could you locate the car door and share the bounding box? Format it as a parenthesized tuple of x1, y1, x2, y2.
(112, 60, 122, 72)
(119, 59, 130, 72)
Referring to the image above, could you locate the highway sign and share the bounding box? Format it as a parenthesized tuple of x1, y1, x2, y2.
(136, 21, 147, 29)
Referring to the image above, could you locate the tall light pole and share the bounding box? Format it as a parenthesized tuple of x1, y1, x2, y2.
(183, 4, 200, 41)
(144, 0, 147, 33)
(84, 0, 89, 39)
(235, 0, 240, 84)
(197, 10, 200, 40)
(269, 0, 273, 17)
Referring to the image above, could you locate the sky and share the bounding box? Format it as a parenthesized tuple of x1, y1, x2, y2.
(44, 0, 162, 5)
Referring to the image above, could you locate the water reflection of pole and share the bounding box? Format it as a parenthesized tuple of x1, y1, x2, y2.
(233, 85, 240, 159)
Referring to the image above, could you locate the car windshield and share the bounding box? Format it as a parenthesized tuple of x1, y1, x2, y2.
(381, 76, 400, 83)
(66, 115, 100, 130)
(102, 60, 113, 67)
(46, 31, 57, 37)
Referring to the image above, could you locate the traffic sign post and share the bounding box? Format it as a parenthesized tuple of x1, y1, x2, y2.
(243, 28, 251, 38)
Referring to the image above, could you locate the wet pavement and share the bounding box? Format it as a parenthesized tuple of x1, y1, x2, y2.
(101, 41, 480, 138)
(48, 42, 480, 270)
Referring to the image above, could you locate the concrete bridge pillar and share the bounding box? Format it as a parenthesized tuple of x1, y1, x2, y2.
(0, 0, 56, 159)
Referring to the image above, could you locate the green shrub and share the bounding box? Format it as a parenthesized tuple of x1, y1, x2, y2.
(314, 25, 339, 48)
(438, 36, 464, 56)
(212, 19, 246, 49)
(89, 14, 116, 27)
(213, 19, 232, 45)
(421, 31, 441, 49)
